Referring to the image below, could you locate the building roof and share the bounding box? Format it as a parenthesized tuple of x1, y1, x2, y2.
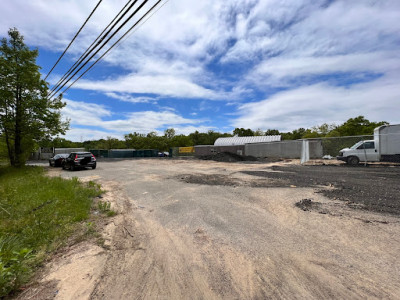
(214, 135, 281, 146)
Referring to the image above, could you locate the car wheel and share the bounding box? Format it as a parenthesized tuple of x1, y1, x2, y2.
(347, 156, 359, 166)
(49, 162, 52, 167)
(92, 164, 96, 170)
(70, 164, 75, 171)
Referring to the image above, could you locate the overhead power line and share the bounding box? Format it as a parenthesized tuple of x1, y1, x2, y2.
(60, 0, 165, 95)
(49, 0, 153, 99)
(44, 0, 102, 81)
(50, 0, 138, 95)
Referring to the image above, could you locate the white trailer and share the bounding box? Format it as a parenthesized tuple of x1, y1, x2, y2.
(337, 124, 400, 165)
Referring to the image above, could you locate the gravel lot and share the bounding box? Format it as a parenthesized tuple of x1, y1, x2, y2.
(27, 159, 400, 299)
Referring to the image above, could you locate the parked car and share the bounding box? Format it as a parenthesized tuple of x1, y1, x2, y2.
(49, 153, 69, 167)
(158, 151, 170, 157)
(62, 152, 96, 170)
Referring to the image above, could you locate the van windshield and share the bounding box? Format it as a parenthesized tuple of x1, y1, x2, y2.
(350, 141, 363, 149)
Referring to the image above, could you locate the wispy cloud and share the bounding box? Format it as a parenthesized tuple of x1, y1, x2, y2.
(61, 98, 209, 140)
(233, 75, 400, 132)
(105, 92, 158, 103)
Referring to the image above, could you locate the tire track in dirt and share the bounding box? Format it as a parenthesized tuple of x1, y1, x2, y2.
(90, 181, 260, 300)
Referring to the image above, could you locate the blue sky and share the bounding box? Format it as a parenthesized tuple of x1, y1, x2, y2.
(1, 0, 399, 141)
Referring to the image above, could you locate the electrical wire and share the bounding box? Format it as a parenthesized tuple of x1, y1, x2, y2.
(44, 0, 102, 81)
(52, 0, 135, 91)
(49, 0, 149, 99)
(50, 0, 138, 95)
(60, 0, 167, 96)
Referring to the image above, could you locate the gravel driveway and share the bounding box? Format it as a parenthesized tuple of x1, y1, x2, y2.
(40, 159, 400, 299)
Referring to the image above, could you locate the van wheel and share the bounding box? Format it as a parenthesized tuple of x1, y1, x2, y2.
(347, 156, 359, 166)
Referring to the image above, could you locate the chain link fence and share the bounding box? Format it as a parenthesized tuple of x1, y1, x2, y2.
(302, 132, 400, 165)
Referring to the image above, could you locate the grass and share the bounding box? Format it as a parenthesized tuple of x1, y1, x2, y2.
(0, 166, 102, 297)
(97, 200, 117, 217)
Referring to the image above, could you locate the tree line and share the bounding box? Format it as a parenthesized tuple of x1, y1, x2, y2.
(35, 116, 387, 152)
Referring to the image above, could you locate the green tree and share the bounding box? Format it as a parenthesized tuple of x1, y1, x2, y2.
(233, 128, 255, 136)
(334, 116, 387, 136)
(254, 128, 264, 136)
(265, 129, 280, 136)
(100, 136, 124, 150)
(171, 134, 193, 147)
(164, 128, 175, 139)
(0, 28, 68, 166)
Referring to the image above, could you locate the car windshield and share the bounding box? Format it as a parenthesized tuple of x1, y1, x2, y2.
(350, 141, 364, 149)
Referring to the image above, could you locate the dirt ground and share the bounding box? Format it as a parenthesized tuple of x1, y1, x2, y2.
(19, 159, 400, 299)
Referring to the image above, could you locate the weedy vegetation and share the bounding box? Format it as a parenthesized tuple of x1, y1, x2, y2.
(0, 166, 102, 297)
(97, 200, 116, 217)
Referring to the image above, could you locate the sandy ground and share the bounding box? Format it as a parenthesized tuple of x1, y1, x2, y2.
(19, 159, 400, 299)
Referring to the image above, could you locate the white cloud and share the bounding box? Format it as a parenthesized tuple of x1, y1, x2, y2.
(105, 92, 157, 103)
(62, 127, 123, 142)
(103, 111, 200, 133)
(233, 75, 400, 132)
(62, 99, 112, 127)
(74, 73, 222, 99)
(247, 51, 400, 87)
(173, 125, 216, 136)
(61, 98, 207, 141)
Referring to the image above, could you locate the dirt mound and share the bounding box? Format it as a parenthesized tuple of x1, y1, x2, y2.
(199, 152, 258, 162)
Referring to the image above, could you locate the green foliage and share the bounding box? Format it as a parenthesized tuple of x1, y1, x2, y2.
(189, 130, 231, 145)
(0, 28, 69, 167)
(280, 116, 387, 140)
(0, 237, 33, 296)
(41, 137, 81, 148)
(164, 128, 175, 139)
(124, 129, 230, 150)
(233, 128, 255, 136)
(0, 166, 101, 296)
(333, 116, 388, 136)
(265, 129, 280, 136)
(97, 201, 116, 217)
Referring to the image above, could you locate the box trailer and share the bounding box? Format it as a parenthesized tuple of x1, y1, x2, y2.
(337, 124, 400, 165)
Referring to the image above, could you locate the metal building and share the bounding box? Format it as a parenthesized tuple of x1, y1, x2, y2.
(214, 135, 281, 146)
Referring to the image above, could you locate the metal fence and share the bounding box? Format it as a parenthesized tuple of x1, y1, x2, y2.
(301, 133, 400, 165)
(90, 149, 159, 158)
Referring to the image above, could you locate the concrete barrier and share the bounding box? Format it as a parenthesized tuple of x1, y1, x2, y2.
(245, 140, 323, 159)
(194, 145, 245, 157)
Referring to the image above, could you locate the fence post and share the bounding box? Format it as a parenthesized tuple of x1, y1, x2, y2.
(300, 139, 310, 165)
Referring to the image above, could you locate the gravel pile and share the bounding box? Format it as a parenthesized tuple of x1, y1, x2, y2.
(199, 152, 258, 162)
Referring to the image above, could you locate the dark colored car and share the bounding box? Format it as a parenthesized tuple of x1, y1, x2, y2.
(62, 152, 97, 171)
(49, 153, 69, 167)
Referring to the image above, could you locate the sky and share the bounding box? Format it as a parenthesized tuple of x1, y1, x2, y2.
(1, 0, 399, 141)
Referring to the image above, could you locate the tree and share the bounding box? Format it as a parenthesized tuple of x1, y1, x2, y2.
(0, 28, 68, 166)
(334, 116, 387, 136)
(265, 129, 280, 136)
(254, 128, 264, 136)
(233, 128, 254, 136)
(164, 128, 175, 139)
